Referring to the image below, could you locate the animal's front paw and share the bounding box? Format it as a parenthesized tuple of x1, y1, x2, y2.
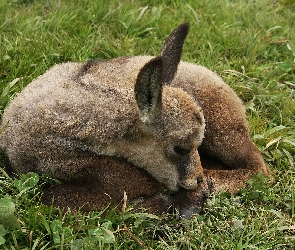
(178, 206, 203, 220)
(174, 177, 213, 219)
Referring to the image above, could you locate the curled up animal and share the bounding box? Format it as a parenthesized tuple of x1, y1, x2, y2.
(0, 23, 269, 219)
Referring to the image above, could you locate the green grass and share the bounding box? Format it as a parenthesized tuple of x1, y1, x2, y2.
(0, 0, 295, 248)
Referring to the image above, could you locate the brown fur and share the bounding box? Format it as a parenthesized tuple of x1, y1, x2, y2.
(0, 23, 269, 218)
(41, 155, 260, 219)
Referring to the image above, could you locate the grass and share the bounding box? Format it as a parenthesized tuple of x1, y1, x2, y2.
(0, 0, 295, 248)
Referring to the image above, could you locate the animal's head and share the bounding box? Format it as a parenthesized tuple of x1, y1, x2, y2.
(131, 23, 205, 191)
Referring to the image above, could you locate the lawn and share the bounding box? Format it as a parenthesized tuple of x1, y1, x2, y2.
(0, 0, 295, 249)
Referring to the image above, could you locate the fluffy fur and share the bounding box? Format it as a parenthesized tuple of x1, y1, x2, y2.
(0, 23, 269, 218)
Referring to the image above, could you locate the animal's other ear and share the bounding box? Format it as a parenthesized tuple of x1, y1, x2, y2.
(160, 22, 190, 84)
(135, 56, 163, 124)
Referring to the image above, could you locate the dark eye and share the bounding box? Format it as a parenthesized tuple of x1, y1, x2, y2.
(173, 145, 191, 156)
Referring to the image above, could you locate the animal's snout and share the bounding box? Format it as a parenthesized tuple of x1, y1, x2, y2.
(177, 149, 204, 190)
(179, 174, 204, 190)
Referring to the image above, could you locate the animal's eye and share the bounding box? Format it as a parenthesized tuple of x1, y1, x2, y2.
(173, 145, 191, 156)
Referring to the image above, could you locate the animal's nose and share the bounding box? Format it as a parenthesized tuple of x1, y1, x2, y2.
(196, 176, 203, 184)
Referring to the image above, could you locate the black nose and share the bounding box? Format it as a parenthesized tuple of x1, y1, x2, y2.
(197, 176, 203, 184)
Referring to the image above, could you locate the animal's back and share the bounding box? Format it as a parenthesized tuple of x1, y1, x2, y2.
(2, 55, 220, 155)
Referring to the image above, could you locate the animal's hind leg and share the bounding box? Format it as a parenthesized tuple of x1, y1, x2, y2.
(200, 127, 269, 173)
(176, 80, 269, 176)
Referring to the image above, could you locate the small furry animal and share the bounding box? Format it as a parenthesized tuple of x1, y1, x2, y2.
(0, 23, 269, 216)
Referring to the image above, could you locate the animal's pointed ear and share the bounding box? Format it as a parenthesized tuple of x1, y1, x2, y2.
(160, 22, 190, 84)
(135, 57, 163, 124)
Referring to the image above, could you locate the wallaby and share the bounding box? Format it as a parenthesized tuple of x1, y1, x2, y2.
(0, 23, 268, 217)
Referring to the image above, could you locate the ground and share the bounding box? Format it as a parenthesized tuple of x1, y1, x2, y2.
(0, 0, 294, 248)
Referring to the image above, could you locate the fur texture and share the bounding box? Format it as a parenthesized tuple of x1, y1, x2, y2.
(0, 23, 269, 217)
